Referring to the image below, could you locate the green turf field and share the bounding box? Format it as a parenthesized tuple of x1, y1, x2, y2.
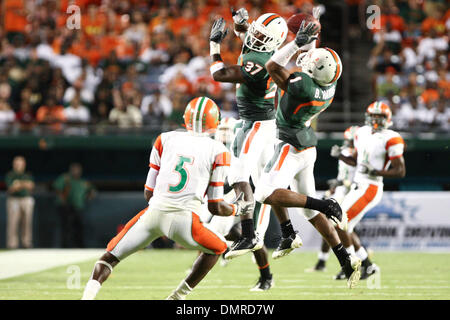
(1, 249, 449, 300)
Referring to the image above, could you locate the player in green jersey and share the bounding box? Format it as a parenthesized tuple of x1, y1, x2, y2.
(253, 20, 362, 288)
(208, 11, 287, 261)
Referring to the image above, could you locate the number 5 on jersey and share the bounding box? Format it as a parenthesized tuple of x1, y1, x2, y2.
(169, 155, 194, 193)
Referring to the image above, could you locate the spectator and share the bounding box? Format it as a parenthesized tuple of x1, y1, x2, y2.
(36, 97, 66, 132)
(109, 90, 142, 128)
(15, 100, 36, 132)
(433, 99, 449, 132)
(64, 94, 91, 124)
(0, 99, 15, 132)
(140, 89, 173, 118)
(5, 156, 35, 249)
(53, 163, 96, 248)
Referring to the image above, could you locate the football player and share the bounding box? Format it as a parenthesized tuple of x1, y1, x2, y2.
(208, 117, 275, 291)
(208, 10, 288, 259)
(254, 20, 362, 288)
(307, 125, 361, 272)
(333, 101, 406, 280)
(81, 97, 252, 300)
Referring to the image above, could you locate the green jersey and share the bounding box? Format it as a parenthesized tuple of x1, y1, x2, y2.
(276, 71, 336, 150)
(236, 47, 277, 121)
(5, 171, 34, 197)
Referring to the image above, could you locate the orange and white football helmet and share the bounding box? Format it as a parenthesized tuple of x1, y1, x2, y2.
(184, 97, 220, 134)
(365, 101, 392, 130)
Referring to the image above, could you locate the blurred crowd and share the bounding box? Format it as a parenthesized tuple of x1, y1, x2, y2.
(0, 0, 315, 135)
(366, 0, 449, 132)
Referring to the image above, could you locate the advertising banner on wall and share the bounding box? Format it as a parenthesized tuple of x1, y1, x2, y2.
(289, 192, 450, 251)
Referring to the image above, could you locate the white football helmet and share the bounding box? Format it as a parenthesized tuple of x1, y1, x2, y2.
(244, 13, 288, 53)
(297, 47, 343, 86)
(214, 117, 238, 148)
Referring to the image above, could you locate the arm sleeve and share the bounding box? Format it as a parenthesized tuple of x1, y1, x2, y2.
(206, 151, 231, 202)
(145, 135, 163, 191)
(386, 135, 405, 159)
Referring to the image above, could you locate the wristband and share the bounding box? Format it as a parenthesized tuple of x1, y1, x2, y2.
(210, 61, 225, 75)
(298, 39, 317, 51)
(270, 41, 300, 67)
(210, 41, 221, 56)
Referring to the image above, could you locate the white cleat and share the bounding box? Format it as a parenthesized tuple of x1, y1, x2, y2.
(346, 255, 362, 289)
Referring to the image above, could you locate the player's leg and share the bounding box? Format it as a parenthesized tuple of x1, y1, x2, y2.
(256, 147, 342, 258)
(306, 239, 330, 272)
(334, 183, 383, 280)
(352, 228, 379, 279)
(250, 202, 273, 291)
(166, 212, 227, 300)
(82, 207, 159, 299)
(227, 121, 272, 257)
(290, 157, 361, 288)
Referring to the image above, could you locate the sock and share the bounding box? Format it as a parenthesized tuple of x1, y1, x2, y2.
(280, 220, 295, 238)
(346, 245, 355, 256)
(241, 219, 255, 238)
(332, 243, 350, 267)
(305, 196, 329, 212)
(356, 246, 368, 261)
(259, 263, 272, 279)
(81, 279, 101, 300)
(318, 251, 330, 261)
(167, 280, 193, 300)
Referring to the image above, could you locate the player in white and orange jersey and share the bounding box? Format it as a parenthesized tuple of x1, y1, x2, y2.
(333, 101, 406, 280)
(81, 97, 253, 300)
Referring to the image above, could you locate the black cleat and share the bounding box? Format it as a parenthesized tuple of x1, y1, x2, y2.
(315, 259, 327, 271)
(272, 232, 303, 259)
(360, 262, 380, 280)
(322, 198, 343, 223)
(224, 234, 263, 260)
(305, 259, 327, 272)
(250, 276, 274, 291)
(333, 268, 347, 280)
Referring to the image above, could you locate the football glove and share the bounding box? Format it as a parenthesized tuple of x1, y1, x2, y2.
(294, 21, 319, 47)
(358, 163, 378, 176)
(210, 18, 229, 44)
(231, 192, 254, 216)
(231, 7, 249, 25)
(330, 145, 342, 158)
(312, 6, 323, 20)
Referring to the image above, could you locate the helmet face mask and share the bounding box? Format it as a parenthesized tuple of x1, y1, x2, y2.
(365, 101, 392, 131)
(244, 13, 287, 53)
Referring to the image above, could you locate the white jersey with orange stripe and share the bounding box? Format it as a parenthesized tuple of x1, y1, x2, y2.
(144, 130, 230, 214)
(353, 125, 405, 185)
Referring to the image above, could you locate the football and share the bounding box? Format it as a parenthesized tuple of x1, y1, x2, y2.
(287, 13, 321, 35)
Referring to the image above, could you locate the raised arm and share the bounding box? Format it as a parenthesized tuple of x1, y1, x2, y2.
(231, 7, 249, 42)
(265, 21, 320, 91)
(209, 18, 247, 84)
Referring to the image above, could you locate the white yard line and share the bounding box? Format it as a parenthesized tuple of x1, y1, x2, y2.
(0, 249, 104, 280)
